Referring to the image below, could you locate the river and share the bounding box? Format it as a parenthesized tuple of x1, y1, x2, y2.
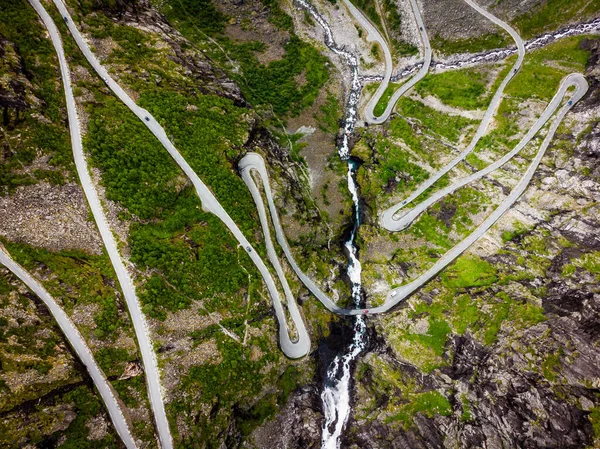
(294, 1, 369, 447)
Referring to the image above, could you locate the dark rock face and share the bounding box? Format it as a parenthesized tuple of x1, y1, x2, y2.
(244, 386, 323, 449)
(93, 0, 247, 106)
(347, 285, 600, 449)
(0, 38, 30, 127)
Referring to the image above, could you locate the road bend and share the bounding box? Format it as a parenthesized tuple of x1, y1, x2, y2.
(380, 0, 526, 225)
(48, 0, 310, 359)
(382, 74, 586, 231)
(0, 246, 138, 449)
(28, 1, 173, 447)
(344, 0, 432, 124)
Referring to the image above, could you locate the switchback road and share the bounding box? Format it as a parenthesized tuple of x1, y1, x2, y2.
(46, 0, 311, 362)
(0, 246, 138, 449)
(380, 0, 526, 224)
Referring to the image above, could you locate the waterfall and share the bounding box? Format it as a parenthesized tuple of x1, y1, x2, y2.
(320, 160, 368, 449)
(293, 2, 370, 446)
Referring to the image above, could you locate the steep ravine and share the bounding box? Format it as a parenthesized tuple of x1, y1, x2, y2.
(247, 8, 600, 449)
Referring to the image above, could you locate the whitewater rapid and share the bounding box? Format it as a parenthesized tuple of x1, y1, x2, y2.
(293, 1, 370, 447)
(320, 161, 368, 449)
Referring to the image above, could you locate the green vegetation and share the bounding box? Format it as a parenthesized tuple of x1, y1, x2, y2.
(460, 394, 473, 422)
(358, 355, 452, 429)
(350, 0, 417, 56)
(0, 239, 129, 341)
(0, 0, 74, 193)
(501, 222, 531, 242)
(431, 32, 510, 56)
(441, 255, 498, 289)
(0, 380, 123, 448)
(589, 407, 600, 448)
(409, 186, 490, 250)
(541, 347, 564, 382)
(156, 0, 329, 118)
(396, 97, 476, 143)
(314, 92, 342, 133)
(350, 0, 382, 29)
(415, 67, 488, 110)
(387, 116, 449, 168)
(357, 135, 429, 206)
(0, 273, 76, 412)
(373, 82, 403, 117)
(169, 328, 307, 447)
(506, 35, 590, 101)
(379, 233, 551, 371)
(569, 251, 600, 281)
(388, 390, 452, 428)
(512, 0, 600, 38)
(81, 70, 264, 321)
(236, 36, 329, 116)
(0, 271, 144, 447)
(469, 37, 591, 165)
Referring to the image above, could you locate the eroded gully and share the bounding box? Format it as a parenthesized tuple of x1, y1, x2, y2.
(294, 1, 368, 448)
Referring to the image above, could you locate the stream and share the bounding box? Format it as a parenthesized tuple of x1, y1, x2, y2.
(294, 1, 368, 448)
(360, 17, 600, 84)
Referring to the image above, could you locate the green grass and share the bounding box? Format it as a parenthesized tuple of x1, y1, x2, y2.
(361, 355, 452, 429)
(501, 222, 531, 243)
(460, 394, 473, 422)
(396, 97, 476, 144)
(357, 134, 430, 206)
(452, 294, 480, 334)
(431, 32, 510, 56)
(415, 67, 488, 110)
(505, 35, 591, 101)
(441, 255, 498, 289)
(373, 82, 403, 117)
(407, 185, 490, 250)
(541, 347, 564, 382)
(570, 251, 600, 280)
(512, 0, 600, 38)
(387, 390, 452, 428)
(589, 407, 600, 448)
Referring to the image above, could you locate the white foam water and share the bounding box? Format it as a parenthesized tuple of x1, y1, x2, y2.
(320, 161, 367, 449)
(293, 2, 368, 447)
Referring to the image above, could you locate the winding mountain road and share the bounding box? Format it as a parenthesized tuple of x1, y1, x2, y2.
(0, 246, 138, 449)
(380, 0, 526, 226)
(240, 153, 347, 315)
(343, 0, 432, 124)
(28, 1, 173, 448)
(381, 74, 584, 231)
(240, 73, 586, 316)
(243, 1, 587, 318)
(17, 0, 589, 406)
(46, 0, 310, 360)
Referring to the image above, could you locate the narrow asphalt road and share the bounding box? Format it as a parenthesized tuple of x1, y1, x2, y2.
(380, 0, 526, 226)
(48, 0, 310, 360)
(382, 74, 584, 231)
(29, 1, 172, 448)
(240, 153, 348, 315)
(344, 0, 432, 124)
(372, 74, 587, 314)
(239, 73, 586, 316)
(0, 246, 138, 449)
